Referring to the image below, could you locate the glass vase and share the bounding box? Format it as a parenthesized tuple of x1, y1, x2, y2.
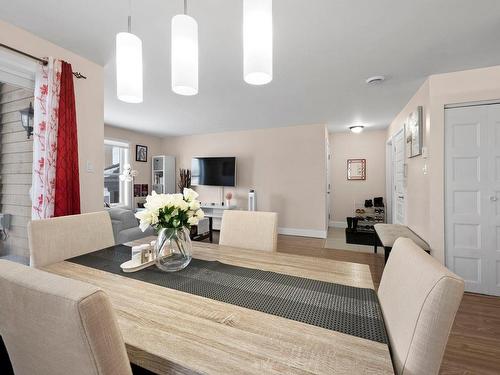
(155, 227, 192, 272)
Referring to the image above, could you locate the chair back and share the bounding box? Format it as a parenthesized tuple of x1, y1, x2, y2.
(28, 211, 115, 268)
(220, 210, 278, 251)
(378, 238, 464, 375)
(0, 260, 132, 375)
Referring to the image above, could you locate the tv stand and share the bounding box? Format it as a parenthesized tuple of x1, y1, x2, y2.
(201, 204, 237, 231)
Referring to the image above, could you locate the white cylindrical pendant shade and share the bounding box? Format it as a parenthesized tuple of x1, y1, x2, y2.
(171, 14, 199, 96)
(116, 32, 143, 103)
(243, 0, 273, 85)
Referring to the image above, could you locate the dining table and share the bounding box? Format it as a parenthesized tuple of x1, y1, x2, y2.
(43, 237, 394, 375)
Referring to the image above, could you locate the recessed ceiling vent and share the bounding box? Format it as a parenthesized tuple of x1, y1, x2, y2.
(365, 75, 385, 84)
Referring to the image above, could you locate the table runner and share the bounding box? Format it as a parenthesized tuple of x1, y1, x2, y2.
(68, 244, 388, 344)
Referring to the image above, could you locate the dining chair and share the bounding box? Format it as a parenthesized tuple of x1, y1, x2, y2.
(378, 238, 464, 375)
(28, 211, 115, 268)
(0, 259, 132, 375)
(219, 210, 278, 251)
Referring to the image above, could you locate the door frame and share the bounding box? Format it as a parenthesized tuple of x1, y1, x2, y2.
(385, 137, 393, 224)
(325, 132, 331, 230)
(388, 127, 406, 225)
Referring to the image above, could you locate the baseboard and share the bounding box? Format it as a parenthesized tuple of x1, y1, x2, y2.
(278, 227, 327, 239)
(329, 221, 347, 228)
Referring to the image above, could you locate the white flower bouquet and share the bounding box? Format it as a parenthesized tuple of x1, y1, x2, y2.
(135, 188, 204, 232)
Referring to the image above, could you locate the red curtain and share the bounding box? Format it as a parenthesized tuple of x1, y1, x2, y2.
(54, 61, 81, 216)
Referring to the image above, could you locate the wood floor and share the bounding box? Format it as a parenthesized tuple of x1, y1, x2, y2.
(206, 231, 500, 374)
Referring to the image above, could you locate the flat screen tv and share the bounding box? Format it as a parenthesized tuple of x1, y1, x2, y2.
(191, 157, 236, 187)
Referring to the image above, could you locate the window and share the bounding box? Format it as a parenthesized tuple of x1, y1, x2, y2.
(104, 139, 130, 207)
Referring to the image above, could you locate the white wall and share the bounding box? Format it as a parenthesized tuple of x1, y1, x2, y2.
(388, 65, 500, 263)
(329, 130, 387, 226)
(162, 124, 328, 238)
(387, 80, 431, 241)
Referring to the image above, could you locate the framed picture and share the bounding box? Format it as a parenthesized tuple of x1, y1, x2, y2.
(136, 144, 148, 162)
(347, 159, 366, 180)
(405, 106, 423, 158)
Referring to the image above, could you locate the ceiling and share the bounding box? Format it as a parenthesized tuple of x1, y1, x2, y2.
(1, 0, 500, 136)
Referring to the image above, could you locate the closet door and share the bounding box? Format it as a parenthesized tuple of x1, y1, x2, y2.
(445, 104, 500, 296)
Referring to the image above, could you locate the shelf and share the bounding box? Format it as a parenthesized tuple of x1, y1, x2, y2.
(353, 205, 386, 224)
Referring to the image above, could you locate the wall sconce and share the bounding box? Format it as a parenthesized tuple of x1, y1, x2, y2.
(19, 102, 34, 139)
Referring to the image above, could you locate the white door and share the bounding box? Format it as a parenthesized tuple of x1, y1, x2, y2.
(445, 104, 500, 296)
(392, 129, 406, 225)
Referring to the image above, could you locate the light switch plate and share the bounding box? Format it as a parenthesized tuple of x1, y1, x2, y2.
(86, 161, 94, 173)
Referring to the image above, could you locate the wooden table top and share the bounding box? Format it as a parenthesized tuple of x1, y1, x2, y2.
(43, 238, 394, 375)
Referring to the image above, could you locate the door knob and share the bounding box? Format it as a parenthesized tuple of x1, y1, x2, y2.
(490, 196, 498, 202)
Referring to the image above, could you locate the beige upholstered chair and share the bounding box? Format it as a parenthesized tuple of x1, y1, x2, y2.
(219, 210, 278, 251)
(0, 260, 132, 375)
(28, 211, 115, 268)
(378, 238, 464, 375)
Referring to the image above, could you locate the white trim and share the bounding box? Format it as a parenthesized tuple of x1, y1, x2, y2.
(444, 99, 500, 109)
(278, 227, 327, 239)
(104, 140, 131, 208)
(391, 127, 406, 225)
(104, 138, 130, 148)
(329, 220, 347, 228)
(385, 136, 393, 224)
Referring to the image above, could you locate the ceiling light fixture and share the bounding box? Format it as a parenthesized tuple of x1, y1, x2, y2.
(365, 75, 385, 85)
(350, 125, 364, 133)
(171, 0, 199, 96)
(243, 0, 273, 85)
(116, 0, 143, 103)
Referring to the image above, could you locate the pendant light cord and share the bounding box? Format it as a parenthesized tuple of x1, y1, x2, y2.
(184, 0, 187, 15)
(128, 0, 132, 32)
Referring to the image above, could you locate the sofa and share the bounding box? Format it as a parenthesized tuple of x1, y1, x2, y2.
(107, 208, 155, 244)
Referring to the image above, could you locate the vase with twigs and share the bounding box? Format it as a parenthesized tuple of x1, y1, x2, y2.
(178, 169, 191, 192)
(135, 188, 204, 272)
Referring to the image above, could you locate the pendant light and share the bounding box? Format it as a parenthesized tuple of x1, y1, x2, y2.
(243, 0, 273, 85)
(171, 0, 199, 96)
(116, 1, 143, 103)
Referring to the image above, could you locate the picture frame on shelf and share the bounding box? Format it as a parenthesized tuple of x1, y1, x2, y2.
(141, 184, 148, 197)
(136, 144, 148, 162)
(133, 184, 141, 197)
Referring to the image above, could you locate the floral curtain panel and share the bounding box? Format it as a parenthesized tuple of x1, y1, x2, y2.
(31, 58, 81, 219)
(32, 58, 61, 219)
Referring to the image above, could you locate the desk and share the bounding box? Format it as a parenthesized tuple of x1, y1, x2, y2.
(201, 204, 237, 231)
(44, 239, 393, 375)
